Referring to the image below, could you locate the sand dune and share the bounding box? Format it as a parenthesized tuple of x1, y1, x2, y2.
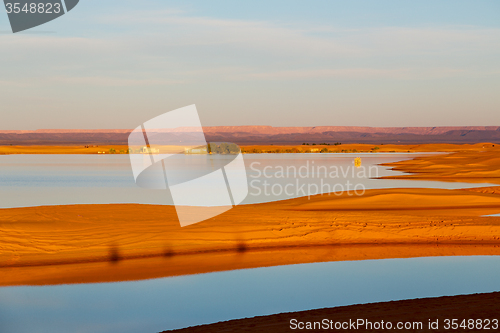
(1, 187, 500, 286)
(293, 189, 500, 211)
(381, 147, 500, 184)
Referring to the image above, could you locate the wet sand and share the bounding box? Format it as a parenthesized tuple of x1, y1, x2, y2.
(163, 292, 500, 333)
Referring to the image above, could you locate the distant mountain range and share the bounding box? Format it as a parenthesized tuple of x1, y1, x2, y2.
(1, 126, 500, 145)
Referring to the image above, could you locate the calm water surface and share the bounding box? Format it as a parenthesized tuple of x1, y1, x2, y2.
(0, 153, 492, 208)
(0, 257, 500, 333)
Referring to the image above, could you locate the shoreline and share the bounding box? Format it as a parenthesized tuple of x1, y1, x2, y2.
(2, 243, 500, 287)
(0, 142, 497, 155)
(379, 147, 500, 185)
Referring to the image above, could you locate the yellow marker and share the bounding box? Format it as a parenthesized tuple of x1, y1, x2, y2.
(354, 157, 362, 168)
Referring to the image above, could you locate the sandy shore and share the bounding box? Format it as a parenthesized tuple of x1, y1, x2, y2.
(0, 145, 129, 154)
(241, 142, 497, 154)
(1, 186, 500, 286)
(0, 142, 496, 154)
(163, 292, 500, 332)
(381, 146, 500, 185)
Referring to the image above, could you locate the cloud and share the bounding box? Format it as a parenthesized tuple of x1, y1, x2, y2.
(93, 9, 500, 58)
(249, 68, 405, 80)
(247, 67, 467, 80)
(50, 76, 184, 86)
(0, 8, 499, 87)
(358, 26, 500, 55)
(94, 11, 363, 57)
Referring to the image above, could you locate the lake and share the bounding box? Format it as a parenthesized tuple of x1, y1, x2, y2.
(0, 153, 492, 208)
(0, 153, 498, 333)
(0, 256, 500, 333)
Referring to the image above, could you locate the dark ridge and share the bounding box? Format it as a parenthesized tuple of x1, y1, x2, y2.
(1, 127, 500, 145)
(163, 292, 500, 332)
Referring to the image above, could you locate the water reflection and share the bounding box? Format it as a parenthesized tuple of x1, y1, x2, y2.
(1, 256, 500, 333)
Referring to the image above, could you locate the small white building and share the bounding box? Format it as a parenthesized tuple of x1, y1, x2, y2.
(140, 146, 160, 154)
(184, 146, 208, 154)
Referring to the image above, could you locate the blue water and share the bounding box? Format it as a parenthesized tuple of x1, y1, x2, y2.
(0, 256, 499, 333)
(0, 153, 493, 208)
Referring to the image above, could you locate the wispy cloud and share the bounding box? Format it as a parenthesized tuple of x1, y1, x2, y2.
(94, 10, 500, 58)
(247, 67, 467, 80)
(50, 76, 184, 86)
(2, 9, 499, 85)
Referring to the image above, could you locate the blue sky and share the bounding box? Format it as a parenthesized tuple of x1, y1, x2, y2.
(1, 0, 499, 129)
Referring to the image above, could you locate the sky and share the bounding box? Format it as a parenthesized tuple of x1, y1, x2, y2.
(1, 0, 499, 129)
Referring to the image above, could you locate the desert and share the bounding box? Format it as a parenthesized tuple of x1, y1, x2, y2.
(1, 141, 500, 333)
(1, 143, 500, 287)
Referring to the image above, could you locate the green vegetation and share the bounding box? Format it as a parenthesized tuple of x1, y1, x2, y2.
(106, 148, 130, 154)
(238, 144, 403, 154)
(209, 143, 240, 154)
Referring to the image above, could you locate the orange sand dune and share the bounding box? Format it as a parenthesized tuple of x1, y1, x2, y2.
(381, 147, 500, 184)
(293, 188, 500, 212)
(2, 187, 500, 286)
